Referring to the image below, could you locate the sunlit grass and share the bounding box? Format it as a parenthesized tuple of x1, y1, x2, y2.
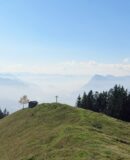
(0, 103, 129, 160)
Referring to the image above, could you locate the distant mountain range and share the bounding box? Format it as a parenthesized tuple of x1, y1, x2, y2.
(81, 74, 130, 93)
(0, 76, 27, 86)
(0, 73, 130, 112)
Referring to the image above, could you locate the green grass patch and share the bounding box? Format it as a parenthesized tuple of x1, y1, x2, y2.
(0, 103, 129, 160)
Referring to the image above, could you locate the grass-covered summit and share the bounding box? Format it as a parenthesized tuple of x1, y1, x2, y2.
(0, 103, 130, 160)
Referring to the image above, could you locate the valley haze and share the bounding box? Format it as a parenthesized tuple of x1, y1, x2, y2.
(0, 73, 130, 113)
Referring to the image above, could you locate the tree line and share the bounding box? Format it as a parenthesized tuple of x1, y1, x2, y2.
(0, 108, 9, 119)
(76, 85, 130, 122)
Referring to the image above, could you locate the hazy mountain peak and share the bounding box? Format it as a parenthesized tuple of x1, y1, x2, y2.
(81, 74, 130, 93)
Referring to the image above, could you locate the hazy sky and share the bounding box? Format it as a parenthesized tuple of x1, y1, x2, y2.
(0, 0, 130, 76)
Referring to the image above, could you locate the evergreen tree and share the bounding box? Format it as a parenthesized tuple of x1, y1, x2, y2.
(107, 85, 127, 119)
(121, 93, 130, 121)
(86, 90, 94, 111)
(95, 91, 108, 113)
(76, 95, 82, 108)
(0, 109, 4, 119)
(93, 91, 100, 112)
(81, 92, 88, 109)
(0, 108, 9, 119)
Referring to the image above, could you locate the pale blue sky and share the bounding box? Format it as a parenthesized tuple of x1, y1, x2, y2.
(1, 0, 130, 110)
(0, 0, 130, 71)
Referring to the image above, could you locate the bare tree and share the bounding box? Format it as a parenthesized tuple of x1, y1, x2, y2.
(19, 95, 29, 109)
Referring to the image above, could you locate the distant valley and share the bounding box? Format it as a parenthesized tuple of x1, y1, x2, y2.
(0, 73, 130, 112)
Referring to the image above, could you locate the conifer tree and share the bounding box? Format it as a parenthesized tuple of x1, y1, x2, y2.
(81, 92, 88, 109)
(76, 95, 82, 108)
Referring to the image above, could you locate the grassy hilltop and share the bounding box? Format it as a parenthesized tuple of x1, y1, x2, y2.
(0, 103, 130, 160)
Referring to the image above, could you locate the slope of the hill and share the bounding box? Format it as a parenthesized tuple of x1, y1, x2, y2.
(0, 103, 130, 160)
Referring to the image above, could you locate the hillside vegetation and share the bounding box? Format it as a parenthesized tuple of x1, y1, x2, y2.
(76, 85, 130, 121)
(0, 103, 130, 160)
